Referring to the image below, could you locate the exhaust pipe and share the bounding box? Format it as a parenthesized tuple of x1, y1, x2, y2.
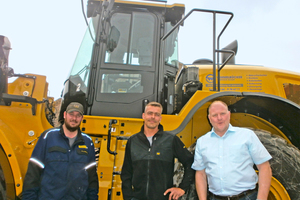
(221, 40, 238, 64)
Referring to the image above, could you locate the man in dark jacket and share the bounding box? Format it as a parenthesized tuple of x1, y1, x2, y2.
(121, 102, 194, 200)
(22, 102, 98, 200)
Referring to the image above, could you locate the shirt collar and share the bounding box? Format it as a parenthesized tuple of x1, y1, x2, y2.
(210, 124, 235, 138)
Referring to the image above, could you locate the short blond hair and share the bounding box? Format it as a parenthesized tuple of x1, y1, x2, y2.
(145, 102, 163, 113)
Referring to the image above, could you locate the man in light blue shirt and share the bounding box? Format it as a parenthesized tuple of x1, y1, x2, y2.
(192, 101, 272, 200)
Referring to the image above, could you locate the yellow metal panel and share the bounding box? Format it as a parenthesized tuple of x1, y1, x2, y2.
(81, 116, 143, 136)
(230, 113, 291, 143)
(0, 74, 53, 197)
(191, 107, 212, 144)
(194, 64, 300, 98)
(7, 74, 48, 100)
(0, 130, 23, 196)
(176, 120, 192, 147)
(97, 137, 115, 199)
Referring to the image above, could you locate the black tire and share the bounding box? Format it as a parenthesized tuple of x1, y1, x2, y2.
(254, 129, 300, 199)
(0, 165, 6, 200)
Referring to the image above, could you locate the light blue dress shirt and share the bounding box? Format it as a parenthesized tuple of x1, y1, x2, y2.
(192, 124, 272, 196)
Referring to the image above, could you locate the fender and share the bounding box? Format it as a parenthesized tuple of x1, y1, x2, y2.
(166, 91, 300, 148)
(0, 129, 23, 198)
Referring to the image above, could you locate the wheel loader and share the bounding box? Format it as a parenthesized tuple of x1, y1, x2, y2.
(0, 0, 300, 199)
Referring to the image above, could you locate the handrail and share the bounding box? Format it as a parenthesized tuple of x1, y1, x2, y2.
(107, 119, 118, 155)
(162, 8, 234, 92)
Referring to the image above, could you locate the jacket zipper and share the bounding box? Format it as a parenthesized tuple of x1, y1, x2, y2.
(146, 146, 151, 199)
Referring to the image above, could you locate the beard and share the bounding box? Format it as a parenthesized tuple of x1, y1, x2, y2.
(64, 121, 80, 132)
(144, 120, 159, 129)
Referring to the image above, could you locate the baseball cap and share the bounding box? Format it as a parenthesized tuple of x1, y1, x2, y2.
(66, 102, 84, 115)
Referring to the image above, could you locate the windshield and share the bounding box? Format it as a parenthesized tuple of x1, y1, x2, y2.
(69, 18, 96, 88)
(104, 12, 155, 66)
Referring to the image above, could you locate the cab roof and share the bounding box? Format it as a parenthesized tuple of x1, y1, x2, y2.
(87, 0, 185, 23)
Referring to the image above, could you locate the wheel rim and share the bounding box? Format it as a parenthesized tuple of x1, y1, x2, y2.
(269, 176, 290, 200)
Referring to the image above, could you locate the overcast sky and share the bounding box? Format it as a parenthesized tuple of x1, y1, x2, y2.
(1, 0, 300, 99)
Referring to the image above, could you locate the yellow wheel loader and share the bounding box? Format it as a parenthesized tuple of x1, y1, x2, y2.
(1, 0, 300, 199)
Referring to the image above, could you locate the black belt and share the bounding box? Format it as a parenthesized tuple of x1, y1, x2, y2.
(208, 187, 257, 200)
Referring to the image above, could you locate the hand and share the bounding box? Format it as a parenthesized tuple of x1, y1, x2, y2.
(164, 187, 185, 200)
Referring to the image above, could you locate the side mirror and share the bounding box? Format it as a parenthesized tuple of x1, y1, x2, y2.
(107, 26, 120, 52)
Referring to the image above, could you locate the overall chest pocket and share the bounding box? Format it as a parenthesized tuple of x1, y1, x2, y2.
(47, 146, 68, 162)
(153, 143, 173, 162)
(72, 146, 89, 163)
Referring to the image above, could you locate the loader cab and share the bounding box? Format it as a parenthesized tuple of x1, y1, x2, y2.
(60, 1, 185, 119)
